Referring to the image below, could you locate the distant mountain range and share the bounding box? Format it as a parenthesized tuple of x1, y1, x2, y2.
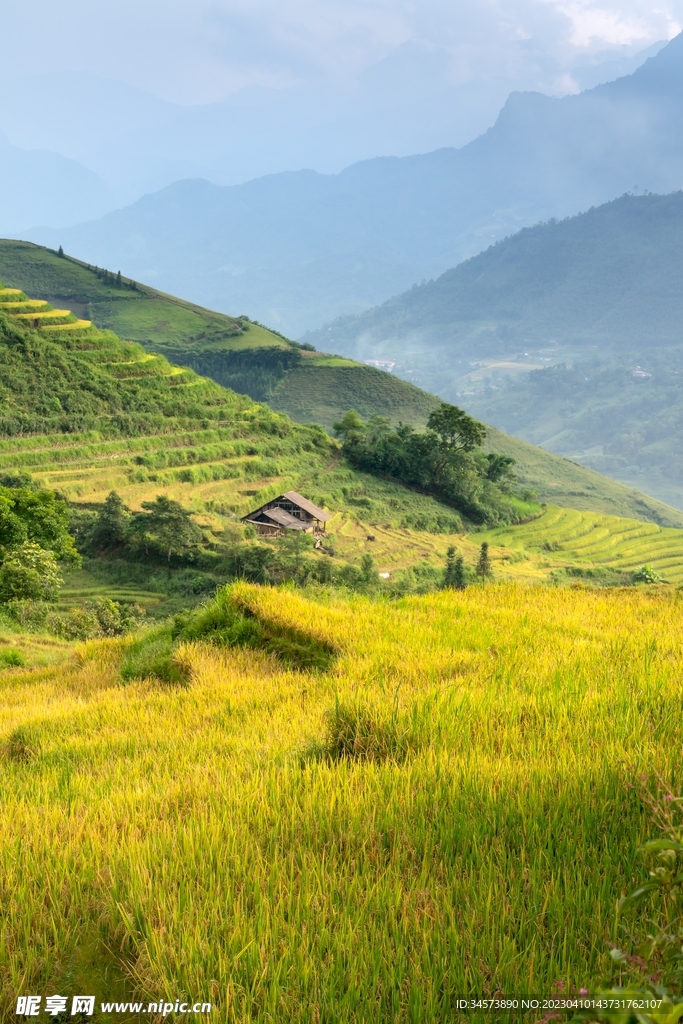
(0, 131, 110, 235)
(304, 191, 683, 510)
(25, 32, 683, 337)
(0, 41, 665, 210)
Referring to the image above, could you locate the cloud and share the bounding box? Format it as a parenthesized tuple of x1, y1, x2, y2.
(2, 0, 681, 103)
(541, 0, 682, 50)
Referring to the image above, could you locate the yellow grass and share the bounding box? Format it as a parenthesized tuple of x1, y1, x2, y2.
(0, 582, 680, 1019)
(12, 309, 70, 319)
(39, 319, 93, 331)
(0, 300, 49, 310)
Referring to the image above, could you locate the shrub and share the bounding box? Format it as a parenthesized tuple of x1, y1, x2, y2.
(5, 599, 49, 630)
(46, 607, 99, 641)
(633, 564, 664, 584)
(0, 542, 63, 602)
(0, 647, 26, 667)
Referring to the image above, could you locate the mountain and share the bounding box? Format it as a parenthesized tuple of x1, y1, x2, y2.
(24, 32, 683, 336)
(303, 191, 683, 510)
(0, 44, 664, 209)
(0, 131, 110, 234)
(1, 237, 681, 528)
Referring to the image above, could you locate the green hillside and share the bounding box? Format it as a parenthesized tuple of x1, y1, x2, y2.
(3, 238, 683, 529)
(301, 193, 683, 510)
(303, 192, 683, 370)
(3, 280, 683, 652)
(0, 239, 436, 430)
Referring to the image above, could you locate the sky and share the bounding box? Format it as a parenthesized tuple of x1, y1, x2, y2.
(4, 0, 682, 104)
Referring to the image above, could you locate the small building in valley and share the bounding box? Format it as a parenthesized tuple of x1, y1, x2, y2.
(241, 490, 331, 537)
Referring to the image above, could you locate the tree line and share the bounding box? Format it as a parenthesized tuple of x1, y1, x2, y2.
(333, 402, 523, 526)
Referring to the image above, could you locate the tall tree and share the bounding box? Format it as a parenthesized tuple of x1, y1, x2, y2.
(443, 545, 467, 590)
(475, 542, 493, 582)
(90, 491, 130, 551)
(129, 495, 203, 565)
(427, 403, 487, 454)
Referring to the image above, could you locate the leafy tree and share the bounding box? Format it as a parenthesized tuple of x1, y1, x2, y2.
(427, 403, 487, 454)
(128, 495, 203, 565)
(443, 545, 467, 589)
(360, 553, 375, 584)
(0, 486, 79, 566)
(333, 409, 366, 443)
(633, 563, 664, 583)
(334, 404, 524, 528)
(485, 453, 516, 485)
(91, 491, 130, 551)
(0, 541, 63, 602)
(475, 542, 493, 581)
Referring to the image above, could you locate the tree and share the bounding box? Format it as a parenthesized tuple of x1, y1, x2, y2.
(485, 453, 516, 485)
(427, 403, 487, 454)
(475, 542, 493, 582)
(57, 245, 64, 258)
(333, 410, 365, 443)
(91, 491, 130, 551)
(443, 545, 467, 590)
(116, 270, 122, 288)
(0, 486, 79, 566)
(128, 495, 203, 565)
(0, 542, 63, 602)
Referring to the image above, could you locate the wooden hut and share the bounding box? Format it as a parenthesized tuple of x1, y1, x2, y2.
(241, 490, 331, 537)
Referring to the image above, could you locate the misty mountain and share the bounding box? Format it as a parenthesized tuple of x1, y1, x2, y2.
(0, 131, 111, 235)
(304, 192, 683, 371)
(305, 191, 683, 510)
(0, 42, 664, 209)
(26, 33, 683, 336)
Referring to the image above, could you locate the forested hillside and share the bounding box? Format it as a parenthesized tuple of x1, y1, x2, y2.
(304, 192, 683, 366)
(304, 192, 683, 510)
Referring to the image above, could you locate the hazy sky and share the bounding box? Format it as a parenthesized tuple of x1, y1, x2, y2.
(4, 0, 682, 104)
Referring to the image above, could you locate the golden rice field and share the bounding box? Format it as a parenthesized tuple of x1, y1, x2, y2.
(0, 582, 680, 1022)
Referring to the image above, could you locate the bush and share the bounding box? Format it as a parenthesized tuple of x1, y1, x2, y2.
(46, 599, 141, 641)
(0, 542, 63, 602)
(5, 599, 49, 631)
(46, 607, 99, 641)
(0, 647, 26, 667)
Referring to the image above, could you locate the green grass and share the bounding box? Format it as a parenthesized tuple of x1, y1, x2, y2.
(481, 503, 683, 584)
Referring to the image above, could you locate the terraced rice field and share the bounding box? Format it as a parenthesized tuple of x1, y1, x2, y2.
(0, 287, 92, 331)
(484, 504, 683, 582)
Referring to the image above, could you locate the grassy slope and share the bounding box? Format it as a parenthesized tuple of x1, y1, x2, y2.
(2, 238, 682, 530)
(0, 582, 680, 1016)
(0, 292, 532, 600)
(0, 239, 436, 430)
(2, 281, 683, 603)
